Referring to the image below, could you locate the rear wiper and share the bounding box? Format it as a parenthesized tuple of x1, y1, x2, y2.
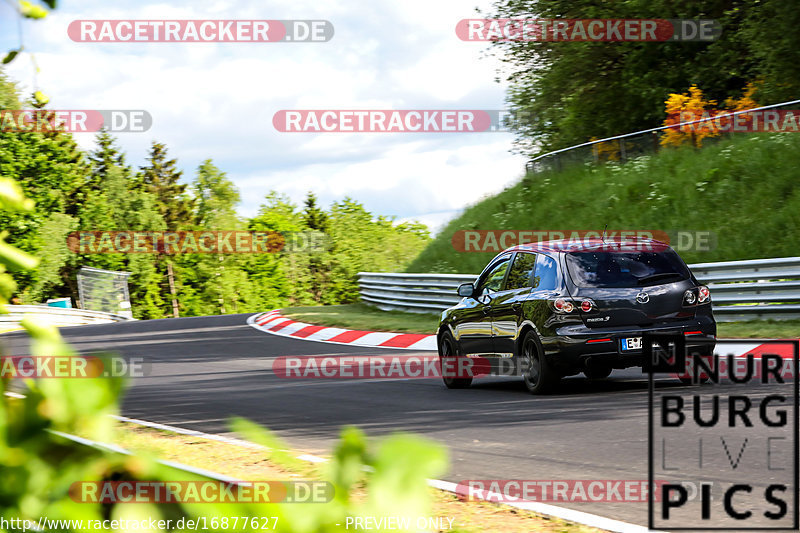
(636, 272, 685, 285)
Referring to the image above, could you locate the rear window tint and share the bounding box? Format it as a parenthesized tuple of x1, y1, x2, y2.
(565, 250, 690, 288)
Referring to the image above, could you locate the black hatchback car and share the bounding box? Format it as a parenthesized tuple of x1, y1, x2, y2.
(437, 238, 716, 393)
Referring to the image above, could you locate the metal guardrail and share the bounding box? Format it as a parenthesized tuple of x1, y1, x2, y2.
(689, 257, 800, 321)
(0, 305, 134, 331)
(358, 256, 800, 321)
(358, 272, 477, 313)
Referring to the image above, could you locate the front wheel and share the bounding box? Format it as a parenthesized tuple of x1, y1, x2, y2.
(439, 332, 472, 389)
(520, 330, 559, 394)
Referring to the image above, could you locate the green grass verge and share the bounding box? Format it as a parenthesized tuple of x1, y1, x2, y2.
(281, 305, 799, 338)
(407, 132, 800, 274)
(281, 304, 440, 334)
(716, 319, 800, 339)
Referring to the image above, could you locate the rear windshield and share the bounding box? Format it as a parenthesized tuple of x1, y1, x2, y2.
(565, 250, 691, 288)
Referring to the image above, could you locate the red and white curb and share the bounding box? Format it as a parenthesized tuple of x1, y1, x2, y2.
(247, 310, 437, 351)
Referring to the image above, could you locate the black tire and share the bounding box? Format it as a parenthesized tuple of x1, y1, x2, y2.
(439, 331, 472, 389)
(520, 330, 559, 394)
(584, 365, 613, 380)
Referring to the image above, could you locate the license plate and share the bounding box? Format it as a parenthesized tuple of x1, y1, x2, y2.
(621, 337, 642, 351)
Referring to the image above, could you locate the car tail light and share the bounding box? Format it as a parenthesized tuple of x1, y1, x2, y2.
(683, 289, 697, 306)
(697, 285, 710, 304)
(684, 286, 710, 306)
(580, 299, 593, 312)
(553, 298, 574, 313)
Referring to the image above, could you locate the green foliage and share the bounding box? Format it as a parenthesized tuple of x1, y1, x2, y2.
(193, 160, 240, 228)
(282, 304, 439, 335)
(742, 0, 800, 102)
(324, 199, 430, 303)
(137, 142, 194, 231)
(303, 192, 329, 232)
(1, 320, 449, 532)
(488, 0, 800, 155)
(0, 68, 428, 316)
(408, 132, 800, 274)
(23, 212, 77, 303)
(18, 1, 49, 19)
(1, 144, 448, 532)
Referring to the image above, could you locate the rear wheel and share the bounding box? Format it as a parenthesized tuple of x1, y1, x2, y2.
(520, 330, 559, 394)
(439, 332, 472, 389)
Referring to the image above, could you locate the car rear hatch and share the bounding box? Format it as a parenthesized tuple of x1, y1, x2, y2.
(563, 249, 697, 328)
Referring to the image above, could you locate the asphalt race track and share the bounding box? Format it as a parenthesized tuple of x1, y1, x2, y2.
(4, 314, 795, 529)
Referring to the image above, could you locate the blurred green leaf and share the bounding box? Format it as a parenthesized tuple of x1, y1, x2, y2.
(364, 433, 448, 519)
(229, 417, 306, 471)
(2, 48, 22, 65)
(0, 179, 35, 211)
(328, 426, 368, 500)
(0, 240, 39, 271)
(33, 90, 49, 106)
(18, 1, 48, 19)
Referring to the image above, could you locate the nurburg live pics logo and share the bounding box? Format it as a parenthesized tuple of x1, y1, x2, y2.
(645, 336, 799, 530)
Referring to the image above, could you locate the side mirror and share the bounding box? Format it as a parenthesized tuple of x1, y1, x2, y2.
(457, 283, 475, 298)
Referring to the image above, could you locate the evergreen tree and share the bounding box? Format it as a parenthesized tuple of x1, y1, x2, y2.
(303, 191, 328, 232)
(89, 129, 131, 183)
(138, 141, 194, 230)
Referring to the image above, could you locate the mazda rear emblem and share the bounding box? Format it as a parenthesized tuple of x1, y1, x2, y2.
(636, 292, 650, 304)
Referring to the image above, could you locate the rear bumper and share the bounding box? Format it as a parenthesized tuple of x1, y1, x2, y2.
(543, 315, 716, 374)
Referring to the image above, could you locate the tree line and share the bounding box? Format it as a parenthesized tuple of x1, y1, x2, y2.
(488, 0, 800, 155)
(0, 72, 430, 318)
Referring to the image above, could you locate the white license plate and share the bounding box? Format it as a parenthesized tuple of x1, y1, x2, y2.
(621, 337, 642, 351)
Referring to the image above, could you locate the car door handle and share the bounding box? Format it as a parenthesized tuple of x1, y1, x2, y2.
(511, 303, 521, 312)
(483, 306, 492, 314)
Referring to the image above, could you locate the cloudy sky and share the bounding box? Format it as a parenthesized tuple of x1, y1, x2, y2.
(1, 0, 527, 233)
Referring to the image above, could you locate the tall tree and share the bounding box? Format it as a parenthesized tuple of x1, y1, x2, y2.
(303, 191, 328, 232)
(175, 160, 254, 316)
(138, 141, 194, 230)
(193, 159, 240, 228)
(0, 78, 89, 297)
(743, 0, 800, 102)
(75, 164, 167, 319)
(487, 0, 773, 155)
(89, 129, 131, 182)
